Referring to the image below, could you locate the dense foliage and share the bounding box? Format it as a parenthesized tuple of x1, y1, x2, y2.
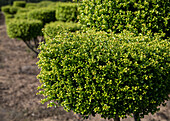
(7, 18, 44, 54)
(2, 5, 20, 14)
(1, 5, 11, 14)
(2, 1, 78, 55)
(0, 0, 72, 11)
(17, 8, 29, 13)
(36, 1, 55, 8)
(78, 0, 170, 38)
(37, 30, 170, 119)
(7, 19, 43, 41)
(56, 2, 78, 22)
(2, 0, 169, 120)
(13, 1, 26, 7)
(25, 2, 37, 9)
(43, 21, 81, 39)
(9, 6, 20, 14)
(28, 8, 56, 25)
(15, 12, 28, 19)
(4, 14, 14, 24)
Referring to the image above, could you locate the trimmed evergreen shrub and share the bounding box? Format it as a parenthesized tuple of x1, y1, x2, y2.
(37, 30, 170, 120)
(7, 19, 43, 41)
(56, 2, 78, 22)
(4, 13, 14, 24)
(13, 1, 26, 8)
(2, 6, 21, 15)
(28, 8, 56, 25)
(7, 19, 44, 54)
(25, 3, 37, 9)
(17, 8, 29, 13)
(36, 1, 54, 8)
(15, 12, 28, 19)
(9, 6, 19, 14)
(14, 8, 29, 19)
(0, 0, 70, 11)
(4, 13, 14, 19)
(43, 21, 81, 39)
(78, 0, 170, 37)
(25, 1, 56, 9)
(1, 5, 11, 14)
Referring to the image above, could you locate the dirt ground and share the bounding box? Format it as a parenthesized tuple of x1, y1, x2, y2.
(0, 12, 169, 121)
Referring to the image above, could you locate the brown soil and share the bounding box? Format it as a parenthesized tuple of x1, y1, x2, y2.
(0, 12, 169, 121)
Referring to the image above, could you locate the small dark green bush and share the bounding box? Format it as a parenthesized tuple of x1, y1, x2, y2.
(13, 1, 26, 8)
(7, 19, 43, 41)
(1, 5, 11, 14)
(37, 30, 170, 120)
(28, 8, 56, 25)
(78, 0, 170, 37)
(43, 21, 81, 39)
(56, 2, 78, 22)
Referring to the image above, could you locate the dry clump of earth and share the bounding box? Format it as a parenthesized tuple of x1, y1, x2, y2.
(0, 12, 169, 121)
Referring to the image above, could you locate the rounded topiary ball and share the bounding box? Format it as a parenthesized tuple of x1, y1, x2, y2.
(37, 30, 170, 119)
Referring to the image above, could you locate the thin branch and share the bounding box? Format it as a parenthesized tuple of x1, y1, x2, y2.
(23, 40, 39, 55)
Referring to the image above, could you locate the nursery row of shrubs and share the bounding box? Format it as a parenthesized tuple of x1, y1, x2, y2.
(2, 1, 78, 23)
(0, 0, 72, 11)
(2, 1, 80, 54)
(2, 0, 170, 121)
(37, 0, 170, 121)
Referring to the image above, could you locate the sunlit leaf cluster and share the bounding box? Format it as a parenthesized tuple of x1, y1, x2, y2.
(37, 30, 170, 119)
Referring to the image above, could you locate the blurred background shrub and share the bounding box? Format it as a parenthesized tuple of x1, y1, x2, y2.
(0, 0, 73, 11)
